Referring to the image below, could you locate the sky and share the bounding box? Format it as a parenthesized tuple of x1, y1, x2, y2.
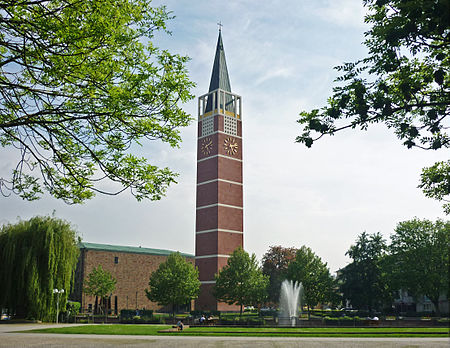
(0, 0, 447, 273)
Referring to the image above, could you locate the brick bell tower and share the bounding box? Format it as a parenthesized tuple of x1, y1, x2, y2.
(195, 29, 243, 311)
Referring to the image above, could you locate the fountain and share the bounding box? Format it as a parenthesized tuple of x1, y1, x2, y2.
(278, 279, 303, 327)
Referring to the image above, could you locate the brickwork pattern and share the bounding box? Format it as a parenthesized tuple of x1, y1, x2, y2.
(74, 249, 194, 313)
(196, 109, 243, 311)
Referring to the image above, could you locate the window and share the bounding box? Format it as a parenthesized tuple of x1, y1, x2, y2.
(114, 256, 119, 264)
(423, 303, 432, 312)
(224, 116, 237, 135)
(202, 116, 214, 136)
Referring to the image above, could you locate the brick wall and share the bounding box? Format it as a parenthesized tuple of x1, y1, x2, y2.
(72, 249, 194, 313)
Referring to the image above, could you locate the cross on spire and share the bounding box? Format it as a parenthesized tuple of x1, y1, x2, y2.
(217, 21, 223, 32)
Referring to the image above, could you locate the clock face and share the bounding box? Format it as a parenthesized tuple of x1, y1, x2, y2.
(201, 137, 213, 155)
(224, 137, 238, 156)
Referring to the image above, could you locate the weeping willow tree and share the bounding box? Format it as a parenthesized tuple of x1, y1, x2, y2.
(0, 216, 79, 321)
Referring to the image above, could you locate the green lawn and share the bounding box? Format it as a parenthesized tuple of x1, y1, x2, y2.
(24, 325, 450, 337)
(27, 325, 167, 336)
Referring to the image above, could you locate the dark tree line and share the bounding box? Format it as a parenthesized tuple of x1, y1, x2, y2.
(339, 219, 449, 315)
(258, 219, 448, 315)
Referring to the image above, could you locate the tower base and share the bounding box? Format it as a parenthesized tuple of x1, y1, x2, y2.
(195, 283, 239, 311)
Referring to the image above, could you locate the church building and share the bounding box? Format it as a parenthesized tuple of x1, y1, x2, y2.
(72, 242, 194, 314)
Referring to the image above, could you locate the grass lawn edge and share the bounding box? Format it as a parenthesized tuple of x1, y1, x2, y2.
(20, 325, 450, 338)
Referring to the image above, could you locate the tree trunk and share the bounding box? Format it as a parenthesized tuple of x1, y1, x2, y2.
(172, 303, 175, 319)
(240, 304, 243, 317)
(431, 298, 440, 317)
(307, 305, 311, 320)
(14, 305, 26, 319)
(103, 298, 107, 323)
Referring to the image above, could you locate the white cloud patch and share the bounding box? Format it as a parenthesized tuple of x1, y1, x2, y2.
(255, 66, 293, 86)
(313, 0, 368, 28)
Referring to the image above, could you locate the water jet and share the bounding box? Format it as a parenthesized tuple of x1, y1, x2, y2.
(278, 279, 302, 327)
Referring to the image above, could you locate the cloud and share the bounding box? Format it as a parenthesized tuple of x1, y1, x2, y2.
(255, 66, 293, 86)
(313, 0, 368, 28)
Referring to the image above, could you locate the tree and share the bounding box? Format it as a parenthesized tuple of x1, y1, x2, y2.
(0, 216, 79, 321)
(83, 265, 116, 321)
(286, 246, 336, 318)
(338, 232, 391, 311)
(145, 252, 200, 317)
(296, 0, 449, 213)
(214, 247, 269, 316)
(0, 0, 195, 204)
(261, 245, 297, 304)
(389, 218, 449, 316)
(419, 160, 450, 214)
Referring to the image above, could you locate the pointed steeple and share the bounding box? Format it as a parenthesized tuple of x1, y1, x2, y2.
(205, 29, 233, 113)
(208, 29, 231, 93)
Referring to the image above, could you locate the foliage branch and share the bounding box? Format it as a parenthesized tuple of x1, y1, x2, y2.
(296, 0, 449, 213)
(0, 0, 195, 204)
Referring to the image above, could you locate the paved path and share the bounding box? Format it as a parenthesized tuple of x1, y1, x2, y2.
(0, 323, 449, 348)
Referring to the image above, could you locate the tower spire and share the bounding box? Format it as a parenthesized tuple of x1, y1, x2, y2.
(208, 29, 231, 93)
(196, 26, 243, 312)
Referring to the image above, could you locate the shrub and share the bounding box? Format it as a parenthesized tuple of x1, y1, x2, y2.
(244, 308, 258, 313)
(66, 301, 81, 322)
(190, 310, 220, 317)
(248, 318, 265, 326)
(140, 310, 153, 317)
(219, 317, 235, 325)
(66, 301, 81, 314)
(323, 316, 339, 324)
(260, 308, 277, 317)
(152, 314, 166, 324)
(120, 309, 136, 320)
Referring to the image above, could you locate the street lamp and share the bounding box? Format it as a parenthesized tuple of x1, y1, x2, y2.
(53, 289, 65, 324)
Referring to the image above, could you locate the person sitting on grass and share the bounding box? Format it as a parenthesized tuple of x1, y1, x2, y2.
(199, 315, 205, 324)
(177, 320, 184, 331)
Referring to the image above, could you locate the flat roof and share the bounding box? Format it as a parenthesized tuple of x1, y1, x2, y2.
(79, 242, 194, 258)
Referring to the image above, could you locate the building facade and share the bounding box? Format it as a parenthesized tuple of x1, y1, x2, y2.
(195, 30, 243, 310)
(72, 242, 194, 314)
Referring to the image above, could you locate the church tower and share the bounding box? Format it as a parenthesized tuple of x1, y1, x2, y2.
(195, 30, 243, 311)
